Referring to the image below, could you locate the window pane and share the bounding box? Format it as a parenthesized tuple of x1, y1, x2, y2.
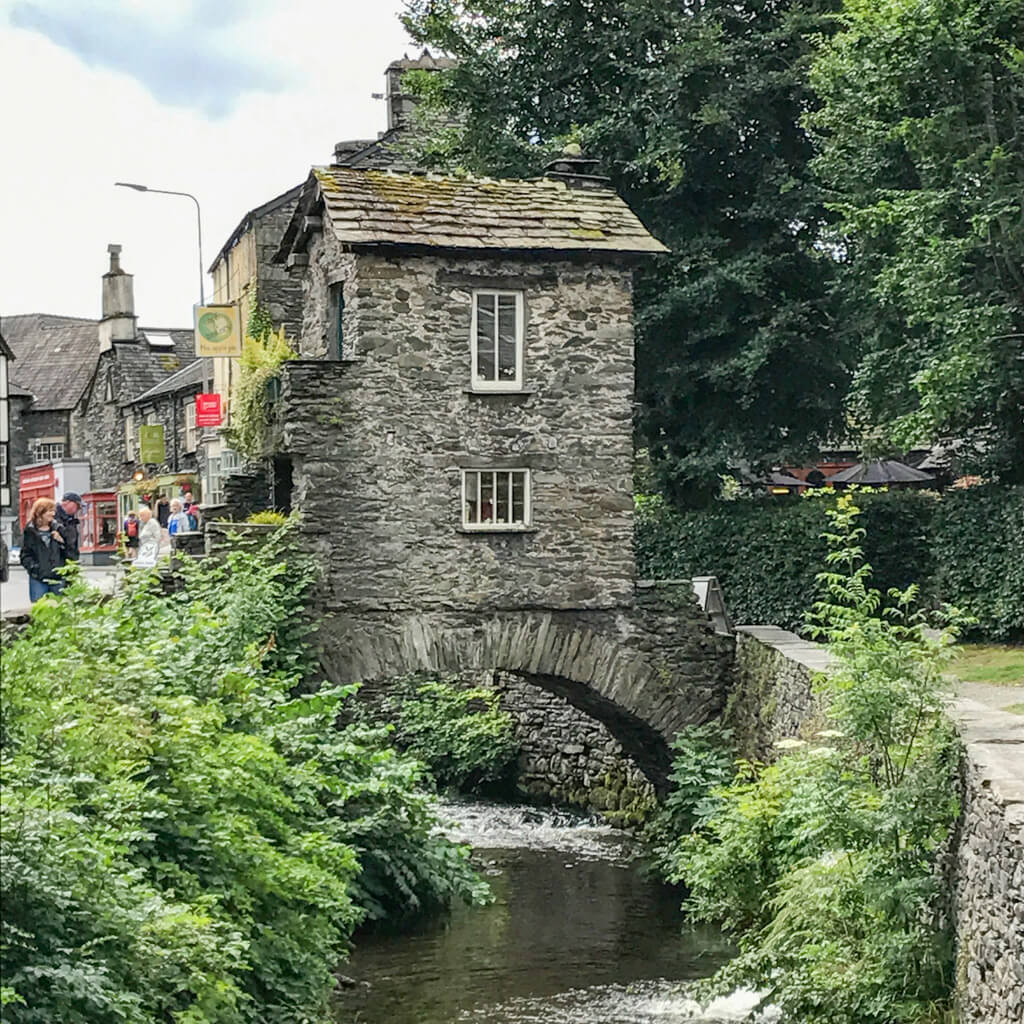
(464, 471, 479, 524)
(475, 294, 496, 380)
(496, 471, 511, 523)
(497, 295, 518, 381)
(480, 471, 495, 523)
(512, 472, 525, 524)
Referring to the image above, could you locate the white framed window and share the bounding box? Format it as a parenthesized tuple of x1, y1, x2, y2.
(205, 447, 240, 506)
(471, 290, 524, 390)
(184, 399, 197, 452)
(124, 413, 135, 461)
(33, 441, 65, 463)
(461, 469, 531, 530)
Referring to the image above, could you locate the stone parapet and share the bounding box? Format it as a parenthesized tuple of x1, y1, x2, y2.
(949, 699, 1024, 1024)
(727, 626, 830, 761)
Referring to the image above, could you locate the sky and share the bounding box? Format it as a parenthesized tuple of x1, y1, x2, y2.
(0, 0, 417, 326)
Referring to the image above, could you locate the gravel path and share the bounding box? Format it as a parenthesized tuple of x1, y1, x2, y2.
(956, 680, 1024, 715)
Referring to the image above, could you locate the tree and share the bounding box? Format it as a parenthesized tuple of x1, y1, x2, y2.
(808, 0, 1024, 481)
(402, 0, 850, 504)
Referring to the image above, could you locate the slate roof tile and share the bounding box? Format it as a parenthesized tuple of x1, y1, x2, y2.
(2, 314, 101, 410)
(282, 167, 668, 257)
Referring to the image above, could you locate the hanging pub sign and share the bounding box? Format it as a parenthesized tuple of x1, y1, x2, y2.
(138, 424, 166, 464)
(195, 392, 223, 427)
(194, 303, 242, 357)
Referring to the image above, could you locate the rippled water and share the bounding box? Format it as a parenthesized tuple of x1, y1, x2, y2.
(337, 800, 756, 1024)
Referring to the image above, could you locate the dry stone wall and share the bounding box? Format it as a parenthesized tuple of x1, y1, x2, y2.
(950, 699, 1024, 1024)
(727, 625, 830, 760)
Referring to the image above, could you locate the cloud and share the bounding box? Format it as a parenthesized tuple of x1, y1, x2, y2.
(8, 0, 291, 117)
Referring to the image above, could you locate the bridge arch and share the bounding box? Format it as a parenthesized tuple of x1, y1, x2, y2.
(318, 601, 730, 793)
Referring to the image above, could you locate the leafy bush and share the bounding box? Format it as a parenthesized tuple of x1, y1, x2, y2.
(636, 485, 1023, 640)
(0, 532, 485, 1023)
(642, 722, 736, 877)
(664, 495, 963, 1023)
(392, 681, 519, 794)
(932, 484, 1024, 641)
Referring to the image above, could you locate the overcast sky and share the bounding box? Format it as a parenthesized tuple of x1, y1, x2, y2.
(1, 0, 416, 326)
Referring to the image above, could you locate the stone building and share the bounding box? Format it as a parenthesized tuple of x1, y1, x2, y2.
(71, 245, 195, 492)
(254, 157, 735, 807)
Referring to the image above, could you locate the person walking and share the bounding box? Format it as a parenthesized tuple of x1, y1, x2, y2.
(134, 505, 162, 569)
(123, 511, 140, 559)
(19, 497, 67, 602)
(167, 498, 190, 537)
(55, 492, 82, 562)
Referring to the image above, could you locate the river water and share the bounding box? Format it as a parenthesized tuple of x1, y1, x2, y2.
(338, 800, 769, 1024)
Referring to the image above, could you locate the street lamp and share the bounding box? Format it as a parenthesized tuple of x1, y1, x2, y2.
(114, 182, 206, 305)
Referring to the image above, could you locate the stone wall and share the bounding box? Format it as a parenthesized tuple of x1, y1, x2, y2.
(949, 699, 1024, 1024)
(732, 628, 1024, 1023)
(490, 670, 656, 822)
(727, 625, 830, 761)
(255, 202, 303, 338)
(285, 244, 637, 612)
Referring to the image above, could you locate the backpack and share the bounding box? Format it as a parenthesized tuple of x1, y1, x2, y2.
(126, 518, 138, 537)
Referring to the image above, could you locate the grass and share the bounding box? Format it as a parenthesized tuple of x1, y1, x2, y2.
(951, 644, 1024, 686)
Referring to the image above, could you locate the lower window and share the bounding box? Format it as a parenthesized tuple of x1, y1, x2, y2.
(462, 469, 531, 530)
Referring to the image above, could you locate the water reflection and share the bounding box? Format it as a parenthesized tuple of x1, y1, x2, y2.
(340, 801, 735, 1024)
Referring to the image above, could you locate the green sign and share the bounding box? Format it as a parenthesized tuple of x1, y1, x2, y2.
(138, 424, 166, 463)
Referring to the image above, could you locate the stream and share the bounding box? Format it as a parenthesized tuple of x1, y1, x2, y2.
(338, 800, 771, 1024)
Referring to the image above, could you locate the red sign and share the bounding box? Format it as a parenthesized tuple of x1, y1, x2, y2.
(195, 393, 222, 427)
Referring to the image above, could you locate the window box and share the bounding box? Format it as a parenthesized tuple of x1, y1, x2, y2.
(471, 290, 524, 391)
(461, 468, 531, 530)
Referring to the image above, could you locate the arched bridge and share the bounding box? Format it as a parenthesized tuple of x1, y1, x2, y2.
(318, 583, 733, 792)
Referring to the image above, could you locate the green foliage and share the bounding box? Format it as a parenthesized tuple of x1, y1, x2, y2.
(636, 485, 1023, 640)
(384, 679, 518, 794)
(643, 722, 736, 877)
(666, 495, 963, 1023)
(635, 489, 939, 631)
(226, 318, 296, 461)
(0, 532, 485, 1023)
(808, 0, 1024, 482)
(402, 0, 850, 503)
(931, 485, 1024, 641)
(245, 509, 289, 526)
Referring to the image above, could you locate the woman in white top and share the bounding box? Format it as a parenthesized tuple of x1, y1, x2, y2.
(167, 498, 190, 537)
(134, 505, 162, 568)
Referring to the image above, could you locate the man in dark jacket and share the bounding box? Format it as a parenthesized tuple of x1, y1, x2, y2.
(55, 492, 83, 562)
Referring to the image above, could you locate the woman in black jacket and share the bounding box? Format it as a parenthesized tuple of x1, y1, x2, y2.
(20, 497, 66, 602)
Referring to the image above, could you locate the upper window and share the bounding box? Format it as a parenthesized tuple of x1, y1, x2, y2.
(471, 290, 523, 390)
(33, 441, 65, 463)
(462, 469, 531, 530)
(124, 414, 135, 461)
(184, 399, 197, 452)
(328, 282, 345, 360)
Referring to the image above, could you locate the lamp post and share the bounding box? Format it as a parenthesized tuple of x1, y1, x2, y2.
(114, 182, 205, 305)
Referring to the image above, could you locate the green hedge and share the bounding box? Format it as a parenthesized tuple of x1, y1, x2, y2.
(635, 486, 1024, 641)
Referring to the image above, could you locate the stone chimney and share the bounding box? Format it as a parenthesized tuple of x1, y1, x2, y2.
(98, 244, 138, 352)
(544, 143, 611, 190)
(384, 49, 457, 132)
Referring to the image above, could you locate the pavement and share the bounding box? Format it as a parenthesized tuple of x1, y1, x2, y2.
(957, 680, 1024, 716)
(1, 563, 123, 618)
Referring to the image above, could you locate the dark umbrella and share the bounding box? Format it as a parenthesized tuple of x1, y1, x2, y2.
(826, 459, 934, 485)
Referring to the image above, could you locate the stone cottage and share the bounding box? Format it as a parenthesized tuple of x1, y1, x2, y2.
(255, 155, 734, 806)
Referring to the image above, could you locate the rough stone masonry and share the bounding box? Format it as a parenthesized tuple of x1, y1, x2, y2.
(265, 165, 733, 799)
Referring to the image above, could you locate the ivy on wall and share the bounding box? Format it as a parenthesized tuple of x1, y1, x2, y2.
(635, 486, 1024, 641)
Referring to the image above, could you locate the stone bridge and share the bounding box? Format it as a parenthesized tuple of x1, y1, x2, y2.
(316, 582, 733, 794)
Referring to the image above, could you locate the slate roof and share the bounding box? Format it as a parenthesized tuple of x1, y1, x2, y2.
(131, 357, 211, 404)
(827, 459, 934, 485)
(278, 167, 668, 259)
(1, 314, 195, 411)
(114, 330, 196, 407)
(2, 314, 101, 410)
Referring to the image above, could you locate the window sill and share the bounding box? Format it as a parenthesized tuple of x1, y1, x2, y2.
(463, 387, 536, 397)
(457, 525, 538, 535)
